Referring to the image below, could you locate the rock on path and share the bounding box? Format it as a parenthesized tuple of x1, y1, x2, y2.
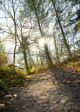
(1, 70, 80, 112)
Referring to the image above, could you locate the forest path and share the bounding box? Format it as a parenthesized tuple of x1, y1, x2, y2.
(1, 70, 80, 112)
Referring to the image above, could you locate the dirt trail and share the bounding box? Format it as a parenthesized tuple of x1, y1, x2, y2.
(1, 70, 80, 112)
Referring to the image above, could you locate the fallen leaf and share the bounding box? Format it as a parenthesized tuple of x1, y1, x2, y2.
(55, 82, 58, 84)
(75, 80, 80, 85)
(62, 80, 66, 83)
(5, 101, 11, 104)
(5, 95, 12, 98)
(66, 81, 70, 83)
(74, 87, 80, 90)
(74, 69, 77, 72)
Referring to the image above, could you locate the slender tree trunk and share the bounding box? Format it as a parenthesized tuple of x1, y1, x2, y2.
(39, 51, 43, 66)
(53, 35, 59, 63)
(20, 23, 29, 71)
(51, 0, 72, 57)
(36, 44, 38, 62)
(33, 0, 43, 36)
(44, 43, 53, 66)
(13, 23, 17, 65)
(12, 0, 17, 65)
(33, 0, 54, 66)
(23, 48, 29, 71)
(72, 30, 76, 56)
(28, 48, 37, 68)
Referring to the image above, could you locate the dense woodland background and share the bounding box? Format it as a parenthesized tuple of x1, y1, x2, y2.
(0, 0, 80, 72)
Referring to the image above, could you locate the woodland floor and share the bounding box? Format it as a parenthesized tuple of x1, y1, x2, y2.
(0, 69, 80, 112)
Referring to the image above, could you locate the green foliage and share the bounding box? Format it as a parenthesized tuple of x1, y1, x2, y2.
(57, 55, 80, 72)
(28, 71, 35, 75)
(51, 65, 57, 70)
(0, 40, 8, 67)
(27, 64, 49, 75)
(0, 80, 11, 91)
(0, 1, 2, 4)
(28, 67, 36, 75)
(0, 52, 8, 67)
(36, 61, 41, 67)
(58, 56, 80, 67)
(0, 66, 27, 91)
(13, 78, 19, 84)
(37, 65, 48, 72)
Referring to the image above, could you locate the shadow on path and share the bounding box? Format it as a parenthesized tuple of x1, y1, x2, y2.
(1, 70, 80, 112)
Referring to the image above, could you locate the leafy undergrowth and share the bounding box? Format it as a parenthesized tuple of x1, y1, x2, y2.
(0, 56, 80, 109)
(0, 64, 53, 92)
(0, 56, 80, 92)
(57, 56, 80, 72)
(0, 66, 34, 92)
(0, 65, 52, 108)
(28, 65, 50, 75)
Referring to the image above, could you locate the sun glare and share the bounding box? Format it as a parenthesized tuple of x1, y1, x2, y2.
(39, 39, 45, 46)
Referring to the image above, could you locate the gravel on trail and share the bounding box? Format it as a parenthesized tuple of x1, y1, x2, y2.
(0, 70, 80, 112)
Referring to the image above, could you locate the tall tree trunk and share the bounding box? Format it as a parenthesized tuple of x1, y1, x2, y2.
(20, 23, 29, 71)
(23, 48, 29, 71)
(13, 23, 17, 65)
(28, 48, 37, 68)
(39, 51, 43, 66)
(33, 0, 54, 66)
(51, 0, 72, 57)
(36, 44, 38, 62)
(33, 0, 43, 36)
(12, 0, 17, 65)
(53, 35, 59, 63)
(44, 43, 53, 66)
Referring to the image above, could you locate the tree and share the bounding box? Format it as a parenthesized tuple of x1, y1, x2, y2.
(1, 0, 20, 65)
(50, 0, 72, 57)
(23, 0, 54, 67)
(53, 30, 60, 63)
